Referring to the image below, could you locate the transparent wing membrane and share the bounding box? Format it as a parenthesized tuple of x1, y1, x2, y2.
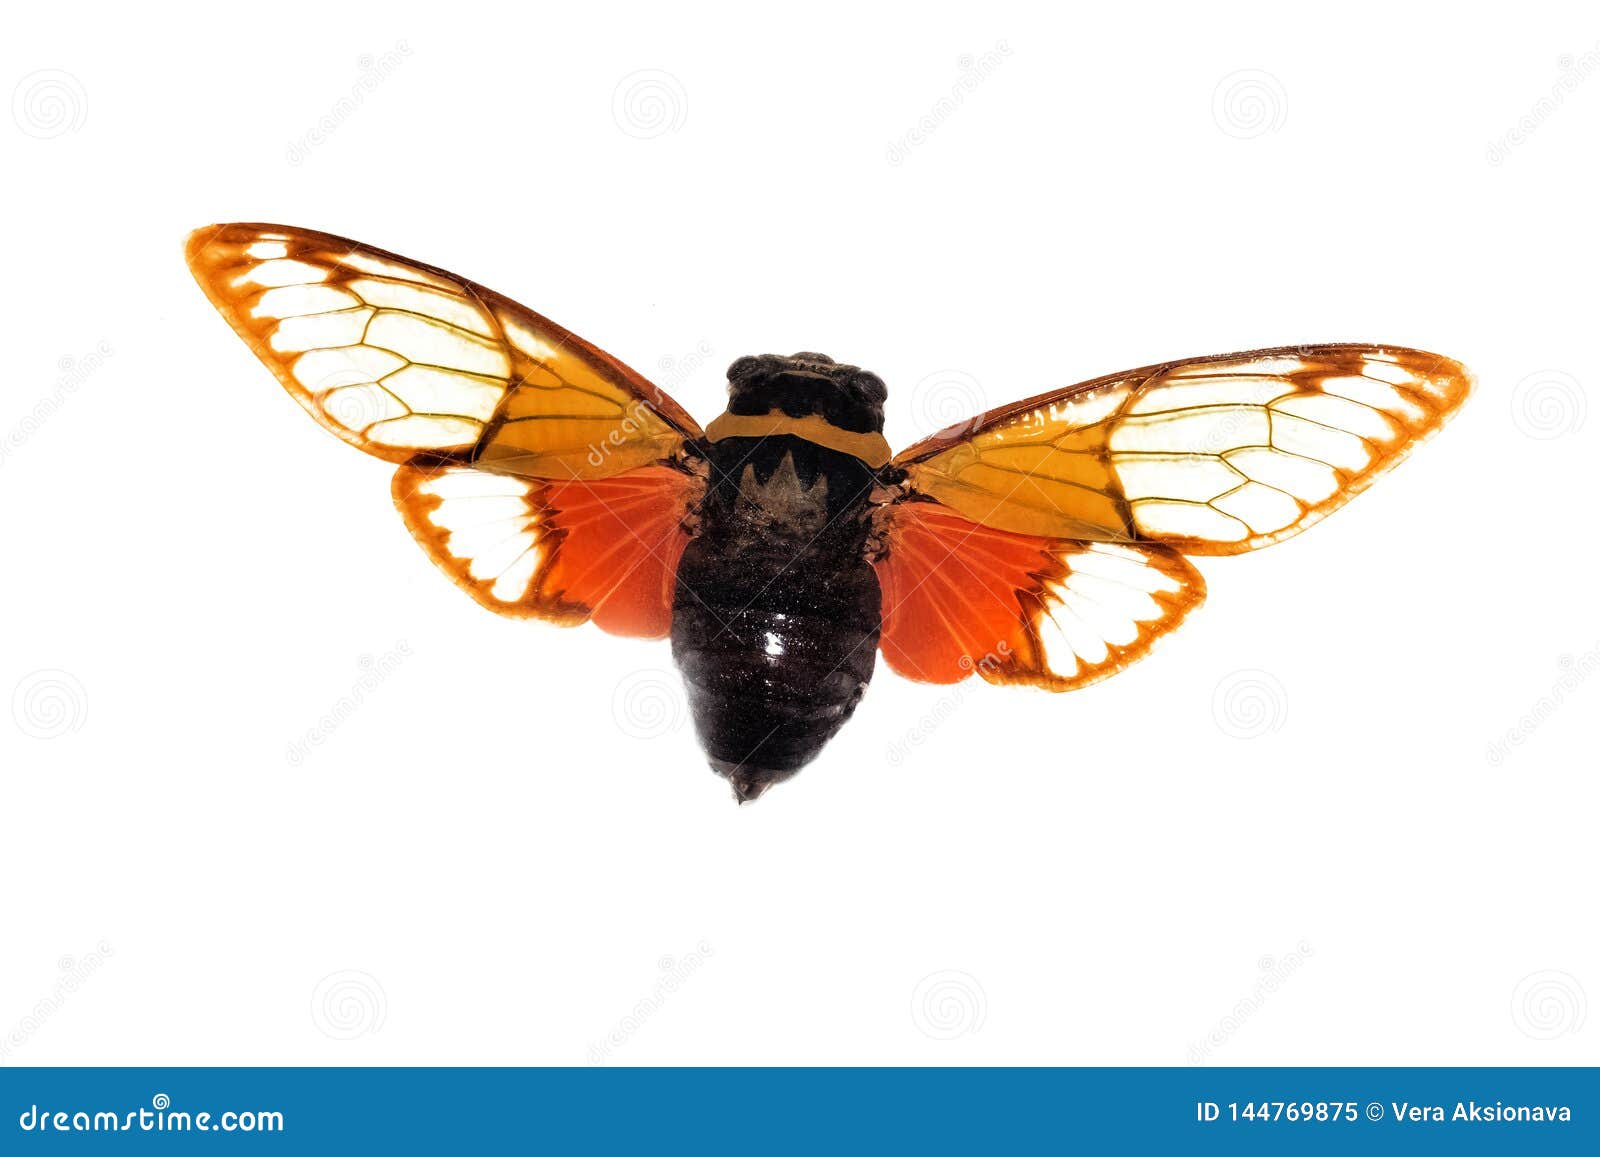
(893, 344, 1472, 554)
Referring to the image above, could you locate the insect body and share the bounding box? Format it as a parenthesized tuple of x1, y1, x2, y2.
(188, 224, 1473, 801)
(674, 356, 888, 799)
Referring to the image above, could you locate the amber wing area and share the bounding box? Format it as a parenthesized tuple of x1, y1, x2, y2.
(187, 222, 706, 637)
(874, 344, 1472, 690)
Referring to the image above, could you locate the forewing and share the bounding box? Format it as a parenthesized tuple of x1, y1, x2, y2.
(186, 222, 702, 478)
(873, 501, 1205, 691)
(892, 344, 1472, 554)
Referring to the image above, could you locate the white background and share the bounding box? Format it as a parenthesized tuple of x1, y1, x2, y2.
(2, 1, 1595, 1067)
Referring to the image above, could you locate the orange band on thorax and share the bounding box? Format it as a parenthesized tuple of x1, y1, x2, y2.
(704, 410, 891, 467)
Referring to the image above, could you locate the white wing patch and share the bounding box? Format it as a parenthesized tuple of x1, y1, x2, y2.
(1030, 542, 1203, 685)
(396, 467, 549, 607)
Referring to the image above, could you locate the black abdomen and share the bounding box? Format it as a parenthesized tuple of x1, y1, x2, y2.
(671, 436, 880, 800)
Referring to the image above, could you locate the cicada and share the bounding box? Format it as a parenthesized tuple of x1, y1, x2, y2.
(188, 224, 1472, 800)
